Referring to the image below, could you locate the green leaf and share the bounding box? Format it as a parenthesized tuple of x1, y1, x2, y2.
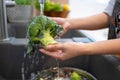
(15, 0, 32, 5)
(27, 41, 34, 54)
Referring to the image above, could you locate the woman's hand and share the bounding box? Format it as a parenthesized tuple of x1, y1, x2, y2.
(40, 42, 87, 60)
(51, 17, 71, 37)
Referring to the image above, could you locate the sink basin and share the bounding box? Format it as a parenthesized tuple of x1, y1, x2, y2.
(7, 22, 85, 38)
(8, 23, 28, 38)
(0, 23, 91, 80)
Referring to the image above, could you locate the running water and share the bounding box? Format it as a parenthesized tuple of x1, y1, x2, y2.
(21, 43, 46, 80)
(21, 0, 62, 79)
(56, 58, 60, 79)
(39, 0, 46, 15)
(55, 37, 63, 80)
(21, 0, 46, 80)
(40, 4, 44, 15)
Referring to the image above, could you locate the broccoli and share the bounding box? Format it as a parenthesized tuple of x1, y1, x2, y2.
(71, 71, 82, 80)
(27, 15, 63, 54)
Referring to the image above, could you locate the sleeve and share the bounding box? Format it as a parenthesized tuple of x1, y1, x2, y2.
(103, 0, 116, 16)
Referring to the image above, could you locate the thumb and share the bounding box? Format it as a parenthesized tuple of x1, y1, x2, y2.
(46, 43, 63, 51)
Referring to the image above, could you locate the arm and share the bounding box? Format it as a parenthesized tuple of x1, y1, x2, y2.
(51, 12, 110, 34)
(85, 39, 120, 55)
(67, 12, 110, 30)
(40, 38, 120, 60)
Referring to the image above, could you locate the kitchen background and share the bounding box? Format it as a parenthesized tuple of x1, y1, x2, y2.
(7, 0, 110, 41)
(6, 0, 110, 41)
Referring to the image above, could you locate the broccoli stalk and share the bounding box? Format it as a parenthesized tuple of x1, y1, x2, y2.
(27, 15, 63, 54)
(40, 30, 57, 47)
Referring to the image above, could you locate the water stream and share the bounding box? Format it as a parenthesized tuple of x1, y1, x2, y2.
(55, 37, 63, 79)
(40, 3, 44, 15)
(21, 1, 62, 79)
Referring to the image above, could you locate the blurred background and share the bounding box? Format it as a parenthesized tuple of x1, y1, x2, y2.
(6, 0, 110, 41)
(69, 0, 110, 41)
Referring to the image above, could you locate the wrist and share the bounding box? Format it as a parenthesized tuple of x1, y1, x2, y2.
(65, 18, 73, 30)
(79, 42, 94, 55)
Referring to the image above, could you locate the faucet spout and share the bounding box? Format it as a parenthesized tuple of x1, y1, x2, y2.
(0, 0, 10, 41)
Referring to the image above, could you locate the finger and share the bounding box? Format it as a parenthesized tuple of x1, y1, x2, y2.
(51, 17, 64, 24)
(63, 22, 70, 31)
(39, 49, 63, 59)
(46, 43, 63, 51)
(54, 35, 59, 39)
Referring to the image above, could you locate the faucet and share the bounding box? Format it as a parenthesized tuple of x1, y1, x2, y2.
(0, 0, 10, 41)
(0, 0, 15, 41)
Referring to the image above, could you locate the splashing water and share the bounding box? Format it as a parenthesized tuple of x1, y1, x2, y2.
(21, 1, 46, 80)
(40, 3, 44, 15)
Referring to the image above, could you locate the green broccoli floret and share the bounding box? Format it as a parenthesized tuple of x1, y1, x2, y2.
(71, 71, 82, 80)
(27, 15, 63, 54)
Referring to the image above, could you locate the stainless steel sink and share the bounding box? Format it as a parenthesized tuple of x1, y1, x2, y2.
(8, 23, 28, 38)
(7, 22, 86, 38)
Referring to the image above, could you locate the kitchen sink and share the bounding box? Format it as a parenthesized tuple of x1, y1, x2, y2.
(7, 22, 86, 38)
(0, 22, 91, 80)
(0, 23, 120, 80)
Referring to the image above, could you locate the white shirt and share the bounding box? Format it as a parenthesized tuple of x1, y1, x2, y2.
(104, 0, 116, 16)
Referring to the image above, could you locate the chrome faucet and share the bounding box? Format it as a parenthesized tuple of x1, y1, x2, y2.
(0, 0, 10, 41)
(0, 0, 15, 41)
